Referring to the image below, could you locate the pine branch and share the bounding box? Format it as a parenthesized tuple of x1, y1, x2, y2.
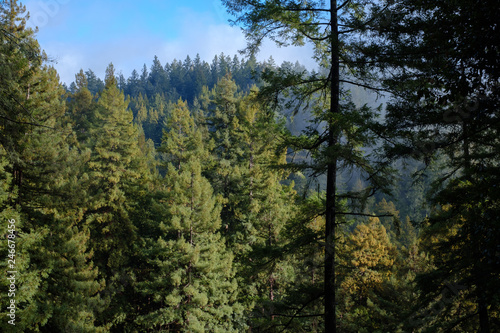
(337, 0, 351, 11)
(336, 212, 395, 218)
(0, 114, 53, 129)
(339, 79, 389, 92)
(279, 295, 323, 333)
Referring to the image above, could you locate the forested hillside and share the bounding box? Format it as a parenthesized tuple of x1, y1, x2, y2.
(1, 0, 498, 332)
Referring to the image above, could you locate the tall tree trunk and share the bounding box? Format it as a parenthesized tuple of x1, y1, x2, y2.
(325, 1, 339, 332)
(478, 290, 490, 333)
(190, 171, 194, 246)
(463, 114, 490, 333)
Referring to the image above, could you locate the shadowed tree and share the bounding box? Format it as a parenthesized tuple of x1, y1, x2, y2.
(359, 0, 500, 331)
(221, 1, 393, 330)
(1, 2, 105, 331)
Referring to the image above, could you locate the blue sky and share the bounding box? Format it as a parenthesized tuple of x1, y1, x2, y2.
(23, 0, 316, 85)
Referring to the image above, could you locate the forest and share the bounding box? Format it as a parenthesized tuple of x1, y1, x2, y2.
(0, 0, 498, 332)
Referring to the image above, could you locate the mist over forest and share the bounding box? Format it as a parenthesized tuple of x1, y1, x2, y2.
(1, 0, 498, 332)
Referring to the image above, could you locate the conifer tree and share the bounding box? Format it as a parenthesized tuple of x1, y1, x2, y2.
(67, 69, 98, 143)
(136, 99, 244, 331)
(196, 77, 299, 329)
(338, 217, 397, 332)
(85, 69, 105, 96)
(1, 2, 104, 330)
(221, 2, 393, 330)
(204, 76, 245, 242)
(148, 55, 168, 96)
(83, 63, 151, 329)
(362, 0, 500, 331)
(135, 98, 148, 124)
(204, 76, 294, 250)
(374, 198, 400, 243)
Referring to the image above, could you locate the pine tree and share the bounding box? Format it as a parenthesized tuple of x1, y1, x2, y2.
(363, 0, 500, 331)
(148, 55, 168, 96)
(338, 217, 397, 332)
(167, 59, 186, 102)
(0, 0, 41, 168)
(1, 3, 104, 330)
(83, 63, 151, 329)
(194, 78, 300, 329)
(136, 99, 244, 331)
(67, 69, 98, 143)
(221, 2, 394, 330)
(204, 76, 244, 241)
(85, 69, 105, 96)
(374, 198, 400, 242)
(353, 241, 430, 333)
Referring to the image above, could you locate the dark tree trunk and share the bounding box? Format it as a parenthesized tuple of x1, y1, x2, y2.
(478, 291, 490, 333)
(325, 1, 339, 332)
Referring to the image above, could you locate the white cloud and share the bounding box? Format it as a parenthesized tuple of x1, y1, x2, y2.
(160, 23, 246, 63)
(39, 5, 318, 85)
(259, 39, 317, 69)
(24, 0, 73, 31)
(44, 36, 168, 84)
(158, 7, 317, 69)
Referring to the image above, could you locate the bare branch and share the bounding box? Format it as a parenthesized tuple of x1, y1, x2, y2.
(339, 79, 389, 92)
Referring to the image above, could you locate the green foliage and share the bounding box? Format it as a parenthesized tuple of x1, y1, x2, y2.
(362, 0, 500, 331)
(81, 63, 152, 329)
(67, 69, 98, 144)
(0, 3, 105, 331)
(135, 99, 244, 331)
(3, 1, 497, 332)
(337, 217, 396, 330)
(221, 2, 396, 331)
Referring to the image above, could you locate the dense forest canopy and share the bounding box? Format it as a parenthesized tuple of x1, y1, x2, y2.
(0, 0, 498, 332)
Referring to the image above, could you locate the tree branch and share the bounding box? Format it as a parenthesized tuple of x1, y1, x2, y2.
(340, 79, 389, 92)
(336, 212, 395, 218)
(0, 114, 53, 129)
(279, 295, 323, 333)
(337, 0, 351, 11)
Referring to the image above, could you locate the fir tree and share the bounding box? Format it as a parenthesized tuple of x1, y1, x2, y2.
(1, 3, 104, 330)
(84, 63, 151, 329)
(67, 69, 98, 144)
(197, 78, 300, 329)
(136, 99, 244, 331)
(338, 217, 397, 332)
(221, 2, 394, 330)
(85, 69, 105, 96)
(363, 0, 500, 330)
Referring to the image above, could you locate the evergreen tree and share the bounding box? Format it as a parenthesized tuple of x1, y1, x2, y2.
(374, 198, 400, 242)
(346, 241, 430, 333)
(84, 63, 151, 329)
(67, 69, 98, 143)
(126, 69, 141, 97)
(363, 0, 500, 331)
(204, 76, 242, 236)
(148, 55, 168, 95)
(85, 69, 105, 95)
(198, 77, 299, 329)
(222, 2, 393, 330)
(136, 99, 244, 331)
(1, 3, 104, 330)
(191, 54, 211, 101)
(338, 217, 397, 332)
(135, 98, 148, 124)
(168, 59, 187, 102)
(0, 0, 40, 168)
